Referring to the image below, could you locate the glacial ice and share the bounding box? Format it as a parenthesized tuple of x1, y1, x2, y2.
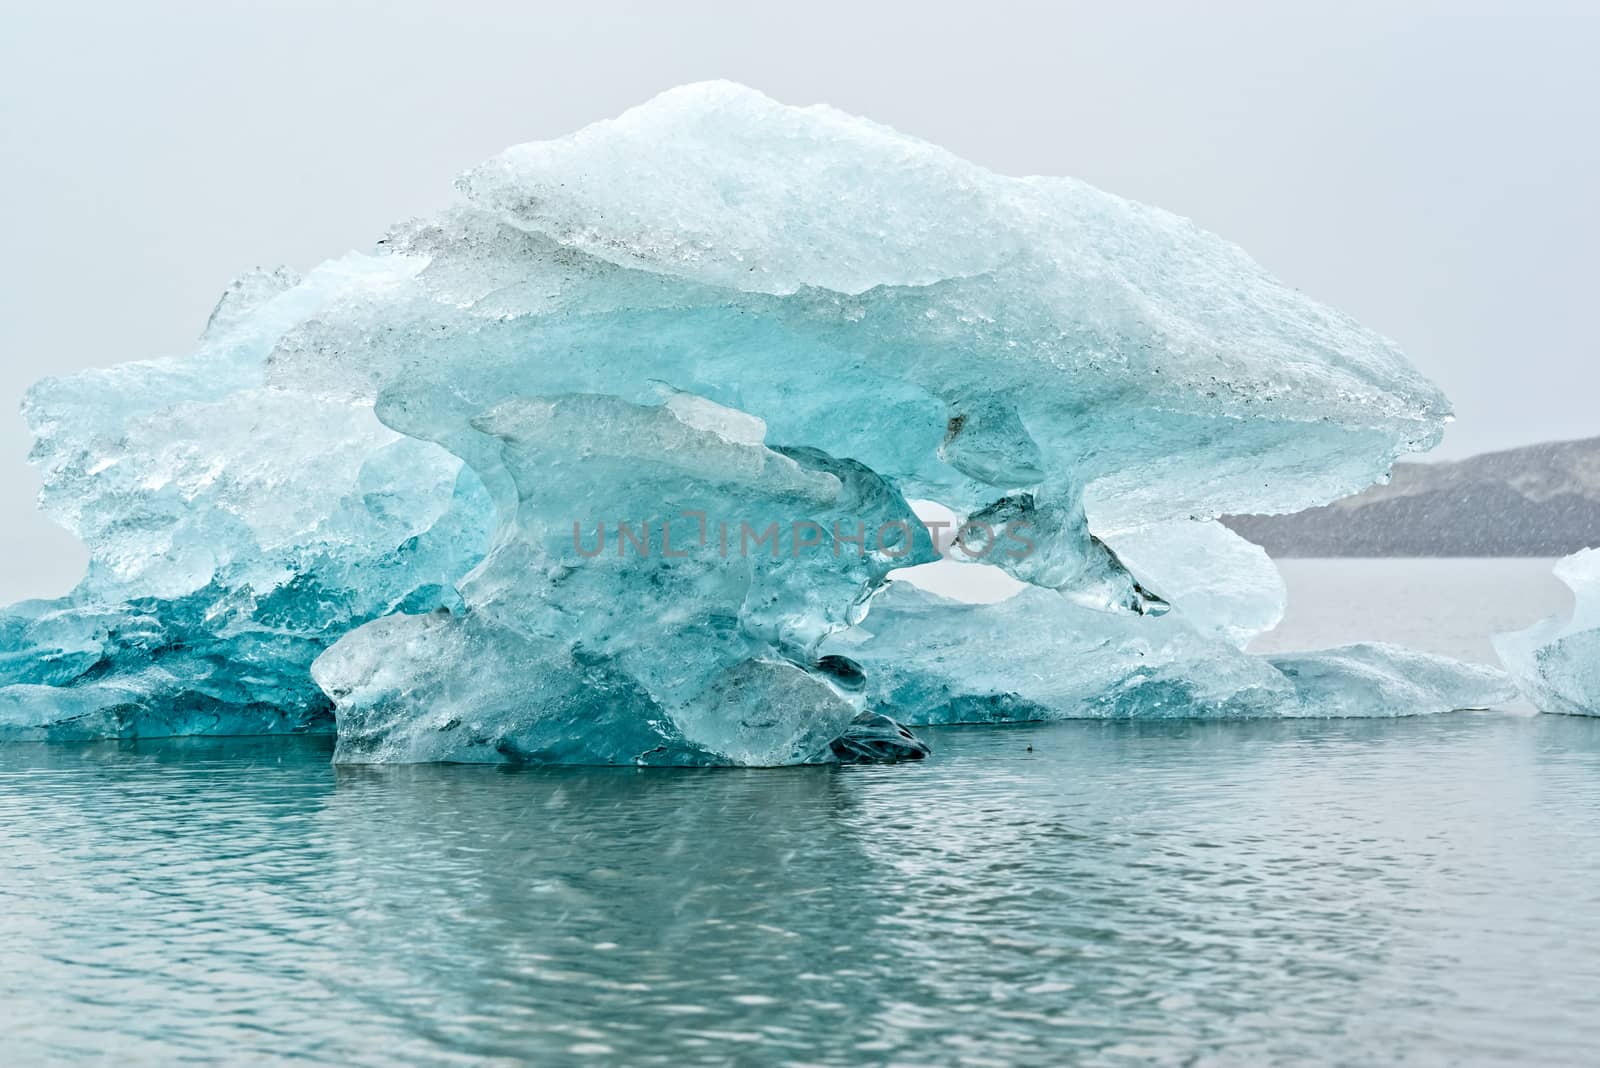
(1266, 643, 1516, 718)
(1, 81, 1494, 760)
(821, 586, 1512, 723)
(314, 391, 935, 765)
(1494, 549, 1600, 716)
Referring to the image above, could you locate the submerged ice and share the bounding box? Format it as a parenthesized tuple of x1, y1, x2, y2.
(0, 82, 1505, 761)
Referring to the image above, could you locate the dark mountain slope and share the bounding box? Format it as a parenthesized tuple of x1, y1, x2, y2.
(1224, 436, 1600, 556)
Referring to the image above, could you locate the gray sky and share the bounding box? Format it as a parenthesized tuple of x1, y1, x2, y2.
(1, 1, 1596, 601)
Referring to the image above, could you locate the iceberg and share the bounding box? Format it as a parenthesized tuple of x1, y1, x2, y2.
(1494, 549, 1600, 716)
(1, 82, 1484, 760)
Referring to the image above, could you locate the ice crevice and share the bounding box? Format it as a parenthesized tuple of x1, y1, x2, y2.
(0, 81, 1514, 762)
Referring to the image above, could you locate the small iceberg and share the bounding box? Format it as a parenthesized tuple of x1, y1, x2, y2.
(1495, 549, 1600, 716)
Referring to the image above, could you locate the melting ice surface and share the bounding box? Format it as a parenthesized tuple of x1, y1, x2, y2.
(1496, 549, 1600, 716)
(0, 82, 1514, 763)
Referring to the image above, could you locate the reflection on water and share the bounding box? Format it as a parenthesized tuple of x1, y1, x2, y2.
(5, 715, 1600, 1065)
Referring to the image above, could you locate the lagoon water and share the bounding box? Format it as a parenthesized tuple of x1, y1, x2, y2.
(4, 560, 1598, 1066)
(1252, 557, 1574, 666)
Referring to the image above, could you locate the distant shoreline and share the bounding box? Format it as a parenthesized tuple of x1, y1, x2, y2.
(1222, 433, 1600, 559)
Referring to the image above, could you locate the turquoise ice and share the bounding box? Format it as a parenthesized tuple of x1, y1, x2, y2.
(0, 83, 1507, 761)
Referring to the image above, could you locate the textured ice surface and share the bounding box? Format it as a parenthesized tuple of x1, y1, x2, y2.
(1494, 550, 1600, 716)
(821, 583, 1297, 723)
(3, 82, 1472, 758)
(314, 392, 934, 765)
(1268, 643, 1516, 718)
(1101, 520, 1286, 648)
(820, 587, 1507, 722)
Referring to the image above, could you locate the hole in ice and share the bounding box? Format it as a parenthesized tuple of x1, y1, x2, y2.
(889, 499, 1027, 605)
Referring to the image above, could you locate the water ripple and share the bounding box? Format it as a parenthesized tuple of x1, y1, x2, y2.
(3, 715, 1600, 1065)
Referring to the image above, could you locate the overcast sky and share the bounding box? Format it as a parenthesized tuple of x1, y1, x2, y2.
(1, 1, 1595, 600)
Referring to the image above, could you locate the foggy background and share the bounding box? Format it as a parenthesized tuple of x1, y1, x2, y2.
(1, 1, 1596, 601)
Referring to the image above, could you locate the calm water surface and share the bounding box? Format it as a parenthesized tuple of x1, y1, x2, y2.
(3, 560, 1597, 1066)
(1253, 557, 1571, 664)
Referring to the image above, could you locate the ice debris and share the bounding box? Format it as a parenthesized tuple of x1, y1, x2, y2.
(1, 82, 1485, 760)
